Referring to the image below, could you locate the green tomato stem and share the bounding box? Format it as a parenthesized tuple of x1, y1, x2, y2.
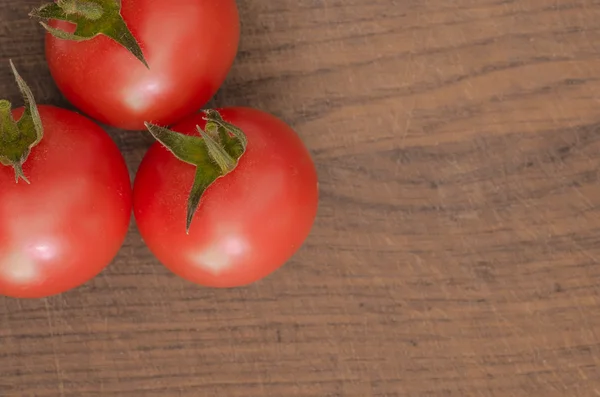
(57, 0, 104, 20)
(29, 0, 148, 68)
(197, 124, 237, 174)
(144, 110, 248, 234)
(0, 100, 19, 143)
(0, 60, 45, 184)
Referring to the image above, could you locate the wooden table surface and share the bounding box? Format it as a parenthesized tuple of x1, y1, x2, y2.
(2, 0, 600, 396)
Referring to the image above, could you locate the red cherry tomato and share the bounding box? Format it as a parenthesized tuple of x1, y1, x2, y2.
(43, 0, 240, 130)
(133, 107, 319, 288)
(0, 106, 132, 298)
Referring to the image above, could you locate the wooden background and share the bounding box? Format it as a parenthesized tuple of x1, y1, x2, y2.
(2, 0, 600, 395)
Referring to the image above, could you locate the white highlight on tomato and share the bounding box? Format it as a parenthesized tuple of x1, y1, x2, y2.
(31, 241, 57, 261)
(123, 81, 161, 112)
(189, 233, 250, 275)
(0, 250, 40, 284)
(0, 178, 89, 286)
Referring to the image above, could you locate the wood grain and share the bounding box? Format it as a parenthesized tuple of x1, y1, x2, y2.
(2, 0, 600, 395)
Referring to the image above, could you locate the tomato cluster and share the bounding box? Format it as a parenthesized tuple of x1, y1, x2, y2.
(0, 0, 319, 298)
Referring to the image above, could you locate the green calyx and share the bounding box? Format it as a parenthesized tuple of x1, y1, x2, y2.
(144, 110, 248, 234)
(29, 0, 148, 68)
(0, 60, 44, 184)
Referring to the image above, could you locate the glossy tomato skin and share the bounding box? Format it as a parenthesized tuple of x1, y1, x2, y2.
(45, 0, 240, 131)
(0, 106, 132, 298)
(133, 107, 319, 288)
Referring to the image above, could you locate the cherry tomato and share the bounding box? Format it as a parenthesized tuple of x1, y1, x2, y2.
(41, 0, 240, 130)
(133, 107, 319, 288)
(0, 105, 132, 298)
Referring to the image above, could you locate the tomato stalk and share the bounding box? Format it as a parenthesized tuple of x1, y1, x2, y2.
(56, 0, 104, 19)
(29, 0, 148, 68)
(144, 110, 248, 233)
(0, 61, 44, 184)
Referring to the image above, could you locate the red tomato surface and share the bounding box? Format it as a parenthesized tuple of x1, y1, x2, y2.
(133, 108, 319, 288)
(45, 0, 240, 130)
(0, 106, 132, 298)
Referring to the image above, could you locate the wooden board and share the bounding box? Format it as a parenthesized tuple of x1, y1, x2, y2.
(2, 0, 600, 395)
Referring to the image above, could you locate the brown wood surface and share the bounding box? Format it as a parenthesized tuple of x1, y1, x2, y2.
(2, 0, 600, 396)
